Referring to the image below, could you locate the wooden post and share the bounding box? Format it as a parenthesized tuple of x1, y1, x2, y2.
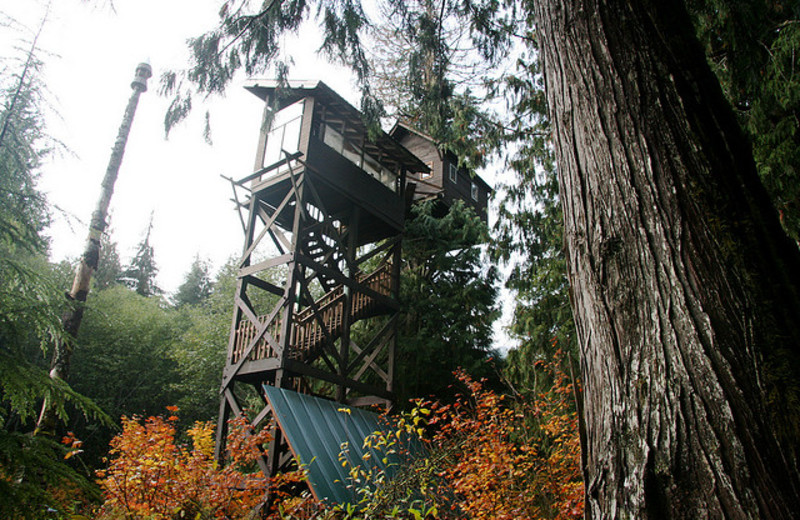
(36, 62, 152, 436)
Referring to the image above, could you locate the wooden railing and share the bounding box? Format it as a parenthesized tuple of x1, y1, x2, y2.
(231, 262, 394, 364)
(231, 315, 282, 363)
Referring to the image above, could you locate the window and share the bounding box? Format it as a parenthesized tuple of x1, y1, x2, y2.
(420, 162, 434, 180)
(323, 123, 345, 154)
(323, 123, 397, 192)
(262, 100, 304, 170)
(449, 163, 458, 183)
(471, 181, 479, 201)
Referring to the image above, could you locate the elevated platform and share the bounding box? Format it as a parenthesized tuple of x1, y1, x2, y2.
(231, 262, 394, 366)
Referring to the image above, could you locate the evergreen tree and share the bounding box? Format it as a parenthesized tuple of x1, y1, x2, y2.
(396, 200, 500, 402)
(170, 259, 237, 423)
(0, 10, 104, 516)
(490, 33, 577, 393)
(689, 0, 800, 241)
(68, 285, 181, 465)
(93, 231, 122, 291)
(365, 0, 506, 168)
(119, 216, 160, 297)
(173, 255, 213, 307)
(171, 259, 284, 423)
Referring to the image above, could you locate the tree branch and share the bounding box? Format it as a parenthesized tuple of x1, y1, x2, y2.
(0, 2, 49, 151)
(216, 0, 280, 58)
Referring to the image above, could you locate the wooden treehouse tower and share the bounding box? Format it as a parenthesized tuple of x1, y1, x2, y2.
(215, 80, 429, 481)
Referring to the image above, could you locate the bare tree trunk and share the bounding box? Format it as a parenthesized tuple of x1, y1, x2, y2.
(534, 0, 800, 517)
(35, 62, 152, 436)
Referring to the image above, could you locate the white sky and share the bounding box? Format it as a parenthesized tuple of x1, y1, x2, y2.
(7, 0, 360, 292)
(5, 0, 515, 350)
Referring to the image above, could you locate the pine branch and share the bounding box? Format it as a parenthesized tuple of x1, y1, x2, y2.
(0, 2, 50, 151)
(217, 0, 281, 58)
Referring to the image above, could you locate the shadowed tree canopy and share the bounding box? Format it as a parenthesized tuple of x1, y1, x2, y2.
(690, 0, 800, 241)
(396, 200, 500, 403)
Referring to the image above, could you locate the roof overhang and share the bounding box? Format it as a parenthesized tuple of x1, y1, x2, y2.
(245, 79, 429, 175)
(389, 120, 494, 192)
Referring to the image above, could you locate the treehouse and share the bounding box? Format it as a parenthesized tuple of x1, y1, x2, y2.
(215, 80, 428, 489)
(390, 122, 492, 223)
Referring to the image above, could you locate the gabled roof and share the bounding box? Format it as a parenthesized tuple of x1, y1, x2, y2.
(245, 80, 429, 175)
(389, 120, 438, 148)
(389, 121, 493, 192)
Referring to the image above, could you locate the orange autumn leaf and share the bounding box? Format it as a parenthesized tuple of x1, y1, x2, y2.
(95, 407, 274, 519)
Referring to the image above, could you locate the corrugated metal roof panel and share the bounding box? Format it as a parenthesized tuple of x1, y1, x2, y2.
(263, 386, 411, 505)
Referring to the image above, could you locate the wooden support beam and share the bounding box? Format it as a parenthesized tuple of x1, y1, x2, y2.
(348, 314, 396, 374)
(240, 186, 299, 267)
(224, 357, 280, 380)
(221, 174, 248, 234)
(224, 388, 270, 477)
(220, 296, 286, 390)
(346, 396, 391, 408)
(256, 203, 293, 252)
(296, 282, 342, 364)
(353, 339, 390, 383)
(355, 236, 399, 267)
(239, 255, 293, 279)
(235, 151, 303, 186)
(251, 402, 273, 429)
(284, 359, 393, 401)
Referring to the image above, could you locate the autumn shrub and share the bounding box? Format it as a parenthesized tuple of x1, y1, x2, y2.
(298, 354, 583, 520)
(94, 356, 583, 520)
(423, 359, 582, 520)
(95, 407, 276, 519)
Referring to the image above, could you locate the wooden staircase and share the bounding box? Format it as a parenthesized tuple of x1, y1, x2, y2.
(231, 263, 394, 365)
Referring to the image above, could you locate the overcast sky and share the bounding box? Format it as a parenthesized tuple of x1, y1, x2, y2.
(6, 0, 359, 293)
(6, 0, 513, 350)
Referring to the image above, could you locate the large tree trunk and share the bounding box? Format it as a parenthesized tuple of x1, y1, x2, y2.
(35, 62, 151, 437)
(534, 0, 800, 517)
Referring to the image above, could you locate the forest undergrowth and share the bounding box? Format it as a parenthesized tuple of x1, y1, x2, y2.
(48, 353, 582, 520)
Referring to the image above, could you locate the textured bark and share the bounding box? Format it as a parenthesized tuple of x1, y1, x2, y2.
(35, 63, 151, 436)
(534, 0, 800, 518)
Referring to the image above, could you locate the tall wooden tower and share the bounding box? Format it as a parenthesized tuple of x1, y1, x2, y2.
(215, 80, 428, 480)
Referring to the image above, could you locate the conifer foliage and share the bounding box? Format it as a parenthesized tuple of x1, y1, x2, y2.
(174, 256, 214, 307)
(0, 9, 105, 517)
(397, 200, 500, 402)
(119, 216, 160, 297)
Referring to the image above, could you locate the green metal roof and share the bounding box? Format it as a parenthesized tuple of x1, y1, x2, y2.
(263, 386, 413, 505)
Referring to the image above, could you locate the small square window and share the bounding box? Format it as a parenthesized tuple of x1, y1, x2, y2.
(449, 163, 458, 183)
(471, 181, 479, 201)
(420, 162, 434, 180)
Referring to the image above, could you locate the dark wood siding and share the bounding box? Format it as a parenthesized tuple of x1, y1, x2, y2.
(392, 126, 491, 223)
(306, 135, 404, 239)
(442, 158, 489, 222)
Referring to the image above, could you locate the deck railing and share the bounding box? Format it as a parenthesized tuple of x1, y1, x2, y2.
(231, 262, 394, 364)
